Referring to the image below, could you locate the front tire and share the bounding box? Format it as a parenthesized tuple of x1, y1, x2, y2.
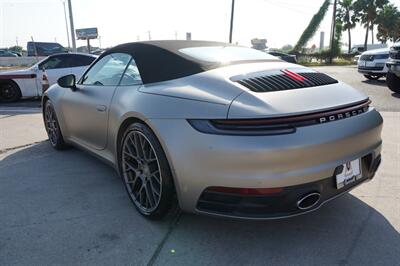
(364, 74, 381, 80)
(387, 71, 400, 94)
(0, 81, 21, 102)
(119, 123, 175, 220)
(44, 100, 67, 150)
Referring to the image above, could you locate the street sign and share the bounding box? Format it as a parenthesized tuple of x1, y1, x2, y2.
(76, 28, 98, 40)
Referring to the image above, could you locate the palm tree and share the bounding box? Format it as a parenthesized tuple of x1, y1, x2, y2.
(293, 0, 331, 52)
(337, 0, 357, 53)
(376, 4, 400, 43)
(353, 0, 389, 50)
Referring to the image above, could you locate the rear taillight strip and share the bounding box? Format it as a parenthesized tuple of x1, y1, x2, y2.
(187, 99, 370, 136)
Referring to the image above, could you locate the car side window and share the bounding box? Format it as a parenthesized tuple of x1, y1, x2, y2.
(119, 58, 142, 86)
(80, 53, 131, 86)
(39, 56, 68, 70)
(68, 55, 96, 68)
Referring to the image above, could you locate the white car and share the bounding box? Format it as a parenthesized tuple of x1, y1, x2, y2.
(0, 53, 96, 102)
(357, 48, 390, 80)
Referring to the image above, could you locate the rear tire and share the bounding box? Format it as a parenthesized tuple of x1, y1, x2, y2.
(364, 74, 381, 80)
(119, 123, 175, 220)
(43, 100, 68, 150)
(0, 81, 21, 102)
(387, 71, 400, 94)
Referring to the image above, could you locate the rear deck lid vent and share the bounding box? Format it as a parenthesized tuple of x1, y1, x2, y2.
(232, 69, 339, 93)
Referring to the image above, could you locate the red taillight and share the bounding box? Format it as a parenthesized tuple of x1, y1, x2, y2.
(282, 69, 306, 82)
(207, 186, 284, 195)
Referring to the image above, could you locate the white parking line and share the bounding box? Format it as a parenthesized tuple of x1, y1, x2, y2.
(0, 108, 40, 113)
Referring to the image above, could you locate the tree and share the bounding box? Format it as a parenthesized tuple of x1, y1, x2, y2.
(332, 21, 343, 57)
(376, 4, 400, 43)
(281, 44, 293, 52)
(337, 0, 357, 53)
(8, 45, 23, 53)
(353, 0, 389, 50)
(293, 0, 331, 52)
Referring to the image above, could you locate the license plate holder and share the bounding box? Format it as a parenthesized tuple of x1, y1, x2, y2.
(336, 159, 362, 189)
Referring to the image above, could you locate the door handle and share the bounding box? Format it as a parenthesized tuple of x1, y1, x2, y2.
(96, 105, 107, 112)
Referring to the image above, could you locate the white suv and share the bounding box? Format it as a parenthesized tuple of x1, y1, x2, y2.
(358, 48, 390, 80)
(386, 43, 400, 93)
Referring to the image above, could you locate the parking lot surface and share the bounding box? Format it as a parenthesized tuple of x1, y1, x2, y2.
(0, 66, 399, 265)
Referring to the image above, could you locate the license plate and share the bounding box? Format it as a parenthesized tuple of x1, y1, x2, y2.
(336, 159, 362, 189)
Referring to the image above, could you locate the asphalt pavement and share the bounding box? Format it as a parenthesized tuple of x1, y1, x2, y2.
(0, 66, 399, 266)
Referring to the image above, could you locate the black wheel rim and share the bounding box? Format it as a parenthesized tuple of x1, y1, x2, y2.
(122, 131, 162, 213)
(44, 105, 59, 146)
(0, 83, 16, 100)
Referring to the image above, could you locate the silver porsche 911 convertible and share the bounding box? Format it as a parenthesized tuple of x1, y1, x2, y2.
(42, 40, 383, 220)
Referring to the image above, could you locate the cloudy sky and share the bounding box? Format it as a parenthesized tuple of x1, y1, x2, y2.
(1, 0, 399, 50)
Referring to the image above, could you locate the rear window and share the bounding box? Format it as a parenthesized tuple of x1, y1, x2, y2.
(179, 46, 276, 64)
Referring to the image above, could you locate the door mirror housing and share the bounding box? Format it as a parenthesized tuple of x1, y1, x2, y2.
(57, 74, 77, 91)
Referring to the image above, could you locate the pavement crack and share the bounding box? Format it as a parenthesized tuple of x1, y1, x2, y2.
(0, 140, 46, 155)
(147, 208, 182, 266)
(340, 208, 373, 265)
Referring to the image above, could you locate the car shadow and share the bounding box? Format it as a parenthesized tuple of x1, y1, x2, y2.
(0, 97, 41, 108)
(0, 142, 399, 265)
(0, 98, 41, 116)
(361, 79, 387, 87)
(391, 92, 400, 99)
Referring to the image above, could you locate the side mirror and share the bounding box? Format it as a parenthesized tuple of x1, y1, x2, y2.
(57, 74, 77, 91)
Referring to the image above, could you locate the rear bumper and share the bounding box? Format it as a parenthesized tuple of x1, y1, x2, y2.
(148, 107, 383, 218)
(196, 153, 381, 219)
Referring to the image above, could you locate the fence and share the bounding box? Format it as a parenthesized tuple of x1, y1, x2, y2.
(0, 57, 45, 67)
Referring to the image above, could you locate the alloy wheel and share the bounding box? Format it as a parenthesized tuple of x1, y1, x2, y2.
(0, 83, 17, 101)
(122, 131, 162, 213)
(44, 104, 59, 146)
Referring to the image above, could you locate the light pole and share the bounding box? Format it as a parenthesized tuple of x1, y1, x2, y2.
(229, 0, 235, 43)
(62, 1, 71, 49)
(67, 0, 77, 52)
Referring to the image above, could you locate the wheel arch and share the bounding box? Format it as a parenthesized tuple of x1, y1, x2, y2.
(115, 116, 181, 205)
(42, 95, 50, 114)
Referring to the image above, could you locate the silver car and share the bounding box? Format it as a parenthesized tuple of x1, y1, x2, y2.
(43, 41, 383, 220)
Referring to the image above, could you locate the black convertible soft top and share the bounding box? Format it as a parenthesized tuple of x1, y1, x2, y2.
(101, 40, 236, 84)
(100, 40, 283, 84)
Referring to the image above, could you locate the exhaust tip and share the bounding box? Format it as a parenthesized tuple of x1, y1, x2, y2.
(297, 192, 321, 210)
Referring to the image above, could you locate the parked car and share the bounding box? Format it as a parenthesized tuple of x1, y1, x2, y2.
(353, 55, 360, 64)
(0, 50, 18, 57)
(267, 51, 297, 63)
(351, 43, 388, 55)
(27, 42, 68, 57)
(0, 53, 96, 102)
(43, 41, 382, 220)
(386, 43, 400, 93)
(357, 48, 390, 80)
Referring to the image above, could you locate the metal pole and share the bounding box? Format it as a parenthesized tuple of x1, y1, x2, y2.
(329, 0, 337, 63)
(67, 0, 76, 52)
(229, 0, 235, 43)
(87, 39, 90, 53)
(63, 1, 71, 49)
